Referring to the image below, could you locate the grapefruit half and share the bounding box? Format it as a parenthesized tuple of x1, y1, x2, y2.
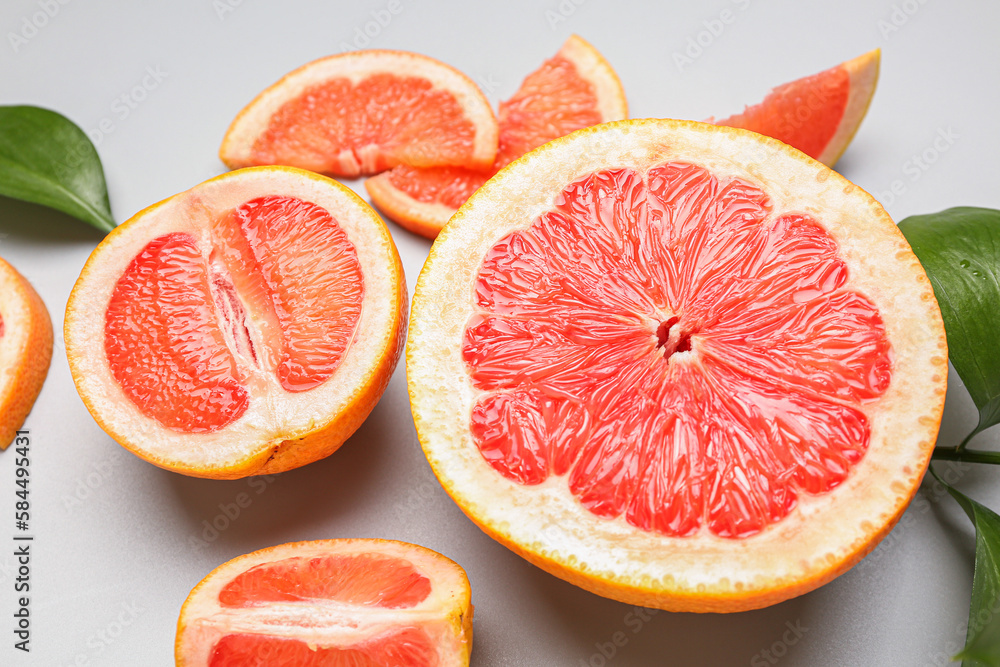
(220, 50, 498, 178)
(0, 257, 53, 449)
(365, 35, 628, 238)
(65, 166, 406, 479)
(407, 119, 946, 612)
(176, 539, 473, 666)
(716, 49, 880, 167)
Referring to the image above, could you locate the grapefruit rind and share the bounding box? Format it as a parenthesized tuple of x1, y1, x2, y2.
(407, 119, 946, 612)
(175, 539, 473, 666)
(364, 35, 628, 239)
(0, 258, 53, 449)
(220, 50, 498, 173)
(65, 167, 406, 478)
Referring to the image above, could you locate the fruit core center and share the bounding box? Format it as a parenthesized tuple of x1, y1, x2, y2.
(655, 317, 694, 360)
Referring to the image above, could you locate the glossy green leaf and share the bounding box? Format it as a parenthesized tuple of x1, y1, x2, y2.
(899, 208, 1000, 447)
(931, 466, 1000, 666)
(0, 105, 115, 232)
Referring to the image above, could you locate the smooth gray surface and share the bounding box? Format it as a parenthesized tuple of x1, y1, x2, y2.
(1, 0, 998, 665)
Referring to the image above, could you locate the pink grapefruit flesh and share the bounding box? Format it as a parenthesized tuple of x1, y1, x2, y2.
(463, 162, 892, 539)
(104, 195, 363, 435)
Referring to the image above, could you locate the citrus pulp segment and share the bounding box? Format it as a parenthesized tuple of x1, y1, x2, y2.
(65, 166, 406, 478)
(408, 119, 946, 612)
(176, 540, 473, 666)
(0, 257, 53, 449)
(365, 35, 628, 238)
(220, 50, 498, 178)
(716, 49, 880, 167)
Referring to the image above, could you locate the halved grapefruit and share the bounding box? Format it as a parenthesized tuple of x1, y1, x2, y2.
(220, 50, 498, 178)
(407, 119, 946, 612)
(176, 539, 473, 666)
(0, 256, 53, 449)
(65, 166, 406, 479)
(365, 35, 628, 238)
(716, 49, 880, 167)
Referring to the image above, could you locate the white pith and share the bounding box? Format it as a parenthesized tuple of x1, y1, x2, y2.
(65, 168, 401, 472)
(177, 540, 471, 666)
(221, 50, 498, 170)
(0, 261, 32, 401)
(408, 119, 946, 603)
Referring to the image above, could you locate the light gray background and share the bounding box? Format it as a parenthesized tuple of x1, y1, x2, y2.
(2, 0, 999, 665)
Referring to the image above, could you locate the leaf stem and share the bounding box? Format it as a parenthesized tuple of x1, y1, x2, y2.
(931, 446, 1000, 465)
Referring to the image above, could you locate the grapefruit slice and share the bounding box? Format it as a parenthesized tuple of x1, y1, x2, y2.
(0, 257, 53, 449)
(716, 49, 880, 167)
(65, 166, 406, 479)
(365, 35, 627, 238)
(176, 539, 473, 666)
(220, 50, 498, 178)
(408, 119, 947, 612)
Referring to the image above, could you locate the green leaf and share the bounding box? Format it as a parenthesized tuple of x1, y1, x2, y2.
(930, 466, 1000, 666)
(0, 105, 115, 232)
(899, 208, 1000, 447)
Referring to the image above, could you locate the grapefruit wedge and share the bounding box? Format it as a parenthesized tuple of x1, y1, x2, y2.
(366, 35, 628, 238)
(716, 49, 880, 167)
(220, 50, 498, 178)
(176, 539, 473, 666)
(0, 257, 53, 449)
(408, 119, 946, 612)
(65, 167, 406, 479)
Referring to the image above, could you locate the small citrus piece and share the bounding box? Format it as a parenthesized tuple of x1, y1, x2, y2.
(716, 49, 880, 167)
(176, 539, 473, 666)
(220, 50, 498, 178)
(366, 35, 627, 238)
(0, 257, 53, 448)
(407, 119, 946, 612)
(65, 166, 406, 478)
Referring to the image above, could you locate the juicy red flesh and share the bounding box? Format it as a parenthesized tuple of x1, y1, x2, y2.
(252, 74, 478, 178)
(717, 64, 850, 160)
(219, 554, 431, 609)
(227, 196, 364, 392)
(384, 54, 603, 210)
(463, 162, 892, 538)
(209, 628, 438, 667)
(105, 233, 248, 433)
(104, 196, 363, 433)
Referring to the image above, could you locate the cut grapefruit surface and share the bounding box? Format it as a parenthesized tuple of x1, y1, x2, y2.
(220, 50, 498, 178)
(408, 119, 946, 612)
(65, 167, 406, 478)
(366, 35, 627, 238)
(716, 49, 880, 167)
(0, 257, 53, 449)
(176, 540, 472, 667)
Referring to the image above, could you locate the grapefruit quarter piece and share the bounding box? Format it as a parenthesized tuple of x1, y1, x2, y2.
(0, 257, 53, 449)
(716, 49, 880, 167)
(220, 50, 498, 178)
(65, 166, 406, 479)
(176, 539, 473, 667)
(366, 35, 628, 239)
(407, 118, 947, 613)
